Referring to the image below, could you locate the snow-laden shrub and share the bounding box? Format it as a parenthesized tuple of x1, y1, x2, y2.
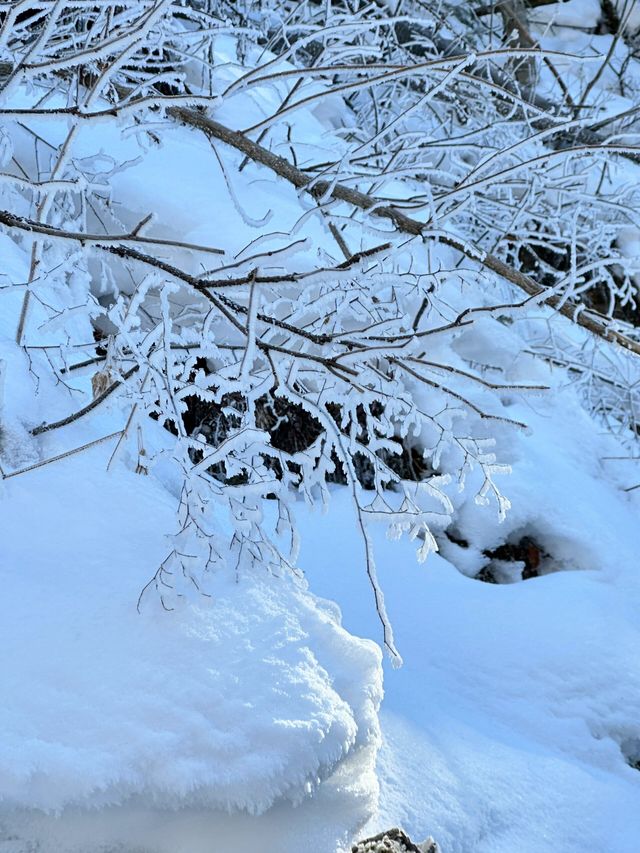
(2, 0, 640, 659)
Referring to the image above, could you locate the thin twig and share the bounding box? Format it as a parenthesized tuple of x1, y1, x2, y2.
(31, 365, 139, 435)
(1, 430, 123, 479)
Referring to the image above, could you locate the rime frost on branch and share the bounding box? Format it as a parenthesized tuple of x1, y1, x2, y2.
(2, 0, 640, 657)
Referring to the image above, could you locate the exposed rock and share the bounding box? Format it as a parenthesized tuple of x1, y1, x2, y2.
(476, 534, 549, 583)
(352, 827, 440, 853)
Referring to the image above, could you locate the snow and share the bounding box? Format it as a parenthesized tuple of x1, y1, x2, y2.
(529, 0, 602, 30)
(0, 445, 381, 850)
(3, 4, 640, 852)
(298, 373, 640, 853)
(6, 354, 640, 851)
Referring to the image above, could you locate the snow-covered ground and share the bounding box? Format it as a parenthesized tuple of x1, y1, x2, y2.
(299, 389, 640, 852)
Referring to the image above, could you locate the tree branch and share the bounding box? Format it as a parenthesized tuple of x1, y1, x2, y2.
(31, 366, 139, 436)
(168, 107, 640, 358)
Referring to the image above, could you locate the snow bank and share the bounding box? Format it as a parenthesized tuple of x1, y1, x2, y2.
(0, 446, 381, 850)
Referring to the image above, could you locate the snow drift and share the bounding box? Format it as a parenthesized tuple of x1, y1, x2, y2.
(0, 444, 382, 851)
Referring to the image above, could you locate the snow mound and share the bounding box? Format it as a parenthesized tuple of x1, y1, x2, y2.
(0, 449, 382, 848)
